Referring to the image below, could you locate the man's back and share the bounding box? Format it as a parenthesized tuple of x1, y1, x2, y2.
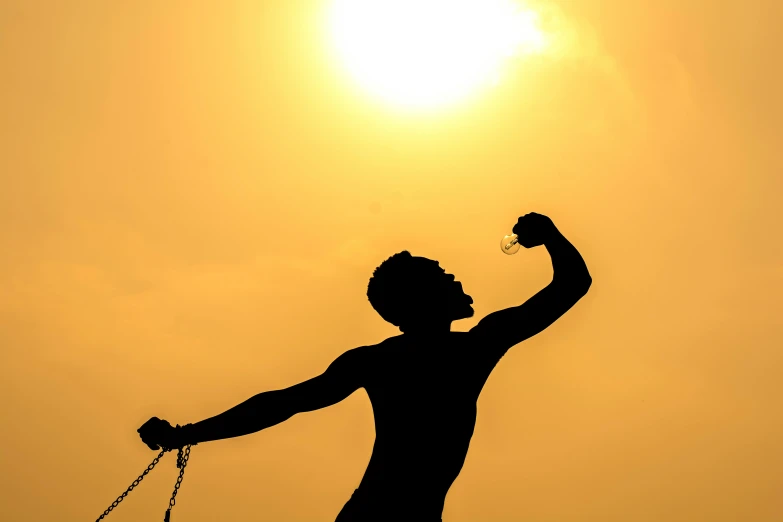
(339, 332, 501, 519)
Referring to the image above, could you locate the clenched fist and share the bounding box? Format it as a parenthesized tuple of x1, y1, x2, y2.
(137, 417, 179, 451)
(512, 213, 558, 248)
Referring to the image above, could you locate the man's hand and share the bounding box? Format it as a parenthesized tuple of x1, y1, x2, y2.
(512, 212, 558, 248)
(137, 417, 179, 451)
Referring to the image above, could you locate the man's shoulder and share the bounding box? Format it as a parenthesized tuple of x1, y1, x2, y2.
(341, 335, 407, 366)
(340, 338, 388, 362)
(352, 337, 397, 356)
(345, 332, 478, 359)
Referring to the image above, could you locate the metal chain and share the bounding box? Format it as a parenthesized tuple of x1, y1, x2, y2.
(167, 445, 192, 513)
(95, 439, 195, 522)
(95, 449, 167, 522)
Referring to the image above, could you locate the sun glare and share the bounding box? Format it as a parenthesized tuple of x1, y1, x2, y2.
(327, 0, 546, 111)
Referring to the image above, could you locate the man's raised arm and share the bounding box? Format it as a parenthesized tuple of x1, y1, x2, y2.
(470, 213, 592, 357)
(137, 347, 366, 450)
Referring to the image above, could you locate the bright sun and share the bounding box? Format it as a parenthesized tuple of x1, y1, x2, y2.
(327, 0, 547, 111)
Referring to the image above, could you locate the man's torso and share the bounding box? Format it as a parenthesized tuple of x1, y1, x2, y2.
(352, 332, 503, 504)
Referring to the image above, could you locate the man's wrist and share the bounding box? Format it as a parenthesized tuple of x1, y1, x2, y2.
(542, 227, 565, 247)
(174, 423, 198, 447)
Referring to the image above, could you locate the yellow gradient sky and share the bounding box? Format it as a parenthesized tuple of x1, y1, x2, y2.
(1, 1, 781, 521)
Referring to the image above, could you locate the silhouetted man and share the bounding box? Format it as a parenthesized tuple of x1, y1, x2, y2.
(138, 212, 592, 521)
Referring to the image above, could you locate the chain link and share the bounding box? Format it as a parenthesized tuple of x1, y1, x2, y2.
(95, 449, 166, 522)
(169, 445, 191, 510)
(95, 441, 194, 522)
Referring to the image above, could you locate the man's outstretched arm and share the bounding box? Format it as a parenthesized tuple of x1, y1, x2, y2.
(470, 213, 592, 357)
(138, 348, 366, 449)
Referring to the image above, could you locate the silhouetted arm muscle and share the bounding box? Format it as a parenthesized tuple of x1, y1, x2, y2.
(177, 348, 365, 445)
(470, 230, 591, 358)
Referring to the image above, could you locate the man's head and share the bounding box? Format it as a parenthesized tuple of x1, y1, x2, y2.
(366, 251, 474, 333)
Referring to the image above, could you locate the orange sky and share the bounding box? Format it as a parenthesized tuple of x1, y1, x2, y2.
(1, 1, 781, 521)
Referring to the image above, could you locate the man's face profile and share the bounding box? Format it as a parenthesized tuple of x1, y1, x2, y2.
(408, 257, 474, 322)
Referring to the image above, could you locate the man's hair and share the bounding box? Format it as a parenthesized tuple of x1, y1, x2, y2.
(367, 251, 417, 329)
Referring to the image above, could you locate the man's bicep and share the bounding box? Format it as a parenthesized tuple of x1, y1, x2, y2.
(287, 348, 365, 413)
(470, 282, 586, 357)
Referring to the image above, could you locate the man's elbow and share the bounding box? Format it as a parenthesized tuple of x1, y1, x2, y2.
(561, 274, 591, 301)
(554, 273, 592, 297)
(577, 275, 592, 297)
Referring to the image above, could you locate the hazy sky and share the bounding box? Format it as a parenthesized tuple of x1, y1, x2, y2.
(1, 1, 781, 521)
